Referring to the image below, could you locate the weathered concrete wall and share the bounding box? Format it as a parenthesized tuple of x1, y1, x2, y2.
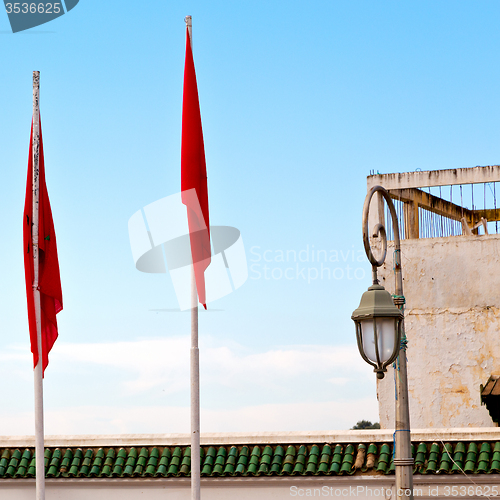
(0, 477, 395, 500)
(3, 474, 500, 500)
(367, 165, 500, 190)
(375, 235, 500, 428)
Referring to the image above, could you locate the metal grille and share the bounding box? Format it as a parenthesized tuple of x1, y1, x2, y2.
(385, 182, 500, 240)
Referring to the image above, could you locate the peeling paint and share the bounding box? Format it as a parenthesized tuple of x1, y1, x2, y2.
(376, 235, 500, 429)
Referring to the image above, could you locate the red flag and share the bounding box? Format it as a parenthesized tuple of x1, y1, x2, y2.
(23, 117, 63, 374)
(181, 28, 211, 308)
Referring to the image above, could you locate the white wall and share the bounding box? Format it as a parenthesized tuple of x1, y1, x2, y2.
(0, 477, 396, 500)
(3, 475, 500, 500)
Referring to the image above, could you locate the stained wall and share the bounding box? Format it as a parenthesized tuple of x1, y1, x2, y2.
(376, 235, 500, 428)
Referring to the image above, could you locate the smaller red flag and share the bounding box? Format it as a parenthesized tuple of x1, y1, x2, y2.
(181, 28, 211, 308)
(23, 117, 63, 374)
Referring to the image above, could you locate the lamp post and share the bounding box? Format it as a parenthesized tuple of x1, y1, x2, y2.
(352, 185, 414, 500)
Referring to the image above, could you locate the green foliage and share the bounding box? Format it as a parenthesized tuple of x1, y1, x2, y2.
(351, 420, 381, 430)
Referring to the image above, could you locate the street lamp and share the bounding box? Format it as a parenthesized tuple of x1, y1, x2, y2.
(352, 185, 414, 500)
(352, 283, 403, 379)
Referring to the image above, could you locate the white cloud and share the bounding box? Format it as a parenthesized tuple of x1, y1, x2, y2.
(0, 338, 378, 435)
(53, 337, 191, 394)
(49, 337, 369, 395)
(0, 343, 32, 362)
(0, 398, 379, 435)
(327, 377, 350, 385)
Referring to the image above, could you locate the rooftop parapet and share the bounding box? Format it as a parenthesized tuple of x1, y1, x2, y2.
(367, 166, 500, 239)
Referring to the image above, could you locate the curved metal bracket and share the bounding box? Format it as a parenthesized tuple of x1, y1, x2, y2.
(362, 185, 402, 286)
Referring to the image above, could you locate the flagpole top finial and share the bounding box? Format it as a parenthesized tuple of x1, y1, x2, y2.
(185, 15, 192, 27)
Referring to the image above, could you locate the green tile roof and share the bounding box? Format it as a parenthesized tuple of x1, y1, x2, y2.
(2, 441, 500, 479)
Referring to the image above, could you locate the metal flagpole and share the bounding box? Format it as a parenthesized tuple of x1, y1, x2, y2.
(32, 70, 45, 500)
(190, 266, 200, 500)
(185, 17, 200, 500)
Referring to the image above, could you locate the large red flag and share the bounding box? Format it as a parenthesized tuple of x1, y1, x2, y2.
(23, 117, 63, 374)
(181, 28, 211, 308)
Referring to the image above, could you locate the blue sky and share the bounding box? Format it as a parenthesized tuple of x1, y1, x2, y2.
(0, 0, 499, 434)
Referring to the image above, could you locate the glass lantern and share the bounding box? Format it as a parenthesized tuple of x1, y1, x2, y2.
(352, 284, 403, 379)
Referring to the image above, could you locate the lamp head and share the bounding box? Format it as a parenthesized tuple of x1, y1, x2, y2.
(352, 284, 403, 379)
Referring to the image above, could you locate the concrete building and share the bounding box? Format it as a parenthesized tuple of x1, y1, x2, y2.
(367, 166, 500, 429)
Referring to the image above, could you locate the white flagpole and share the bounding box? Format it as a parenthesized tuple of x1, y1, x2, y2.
(185, 16, 200, 500)
(190, 266, 200, 500)
(32, 70, 45, 500)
